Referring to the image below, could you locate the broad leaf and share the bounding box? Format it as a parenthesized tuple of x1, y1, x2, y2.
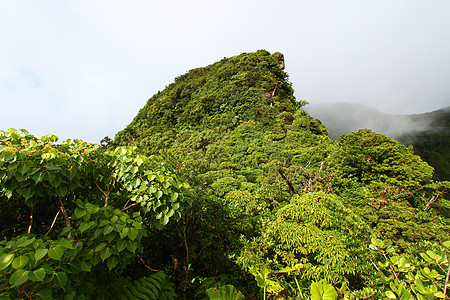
(48, 246, 64, 261)
(12, 255, 29, 269)
(9, 269, 29, 287)
(53, 272, 68, 288)
(311, 282, 337, 300)
(0, 253, 14, 270)
(28, 268, 46, 282)
(34, 248, 48, 262)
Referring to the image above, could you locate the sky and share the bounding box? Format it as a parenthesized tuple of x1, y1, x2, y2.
(1, 1, 449, 143)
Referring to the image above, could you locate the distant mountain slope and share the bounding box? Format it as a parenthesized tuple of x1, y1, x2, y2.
(305, 103, 450, 180)
(304, 102, 435, 140)
(398, 106, 450, 181)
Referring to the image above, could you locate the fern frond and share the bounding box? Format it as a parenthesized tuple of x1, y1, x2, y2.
(114, 272, 178, 300)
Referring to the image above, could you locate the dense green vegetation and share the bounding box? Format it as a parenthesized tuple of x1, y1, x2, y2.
(1, 50, 449, 299)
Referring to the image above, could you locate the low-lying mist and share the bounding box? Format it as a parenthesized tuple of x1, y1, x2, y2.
(304, 102, 448, 140)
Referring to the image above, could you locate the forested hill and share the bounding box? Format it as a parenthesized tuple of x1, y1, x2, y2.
(1, 51, 449, 298)
(111, 50, 450, 298)
(114, 50, 318, 148)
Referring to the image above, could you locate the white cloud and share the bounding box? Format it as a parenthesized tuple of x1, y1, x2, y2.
(0, 0, 449, 142)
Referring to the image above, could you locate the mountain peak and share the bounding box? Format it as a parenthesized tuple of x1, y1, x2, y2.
(115, 50, 306, 145)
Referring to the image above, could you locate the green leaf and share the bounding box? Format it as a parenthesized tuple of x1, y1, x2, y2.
(128, 228, 138, 241)
(107, 256, 119, 271)
(9, 269, 29, 287)
(120, 227, 130, 239)
(80, 260, 91, 272)
(100, 247, 112, 261)
(126, 240, 137, 253)
(28, 268, 46, 282)
(48, 246, 64, 261)
(385, 291, 397, 299)
(12, 255, 29, 269)
(206, 285, 245, 300)
(311, 282, 337, 300)
(116, 240, 127, 252)
(17, 164, 30, 175)
(20, 187, 35, 200)
(41, 264, 54, 274)
(103, 225, 114, 235)
(33, 172, 45, 184)
(0, 253, 14, 270)
(171, 192, 179, 201)
(442, 241, 450, 249)
(74, 208, 86, 218)
(15, 235, 35, 248)
(110, 215, 119, 224)
(58, 239, 74, 249)
(56, 184, 68, 197)
(95, 243, 107, 252)
(35, 288, 53, 300)
(397, 285, 411, 300)
(419, 252, 432, 263)
(78, 221, 94, 233)
(53, 272, 67, 288)
(162, 214, 170, 226)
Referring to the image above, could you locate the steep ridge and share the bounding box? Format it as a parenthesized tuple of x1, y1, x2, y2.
(113, 50, 449, 296)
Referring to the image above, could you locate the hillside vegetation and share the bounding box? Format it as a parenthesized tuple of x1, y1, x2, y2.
(1, 50, 449, 299)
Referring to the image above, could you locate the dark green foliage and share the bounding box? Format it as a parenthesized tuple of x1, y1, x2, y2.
(398, 106, 450, 182)
(113, 272, 177, 300)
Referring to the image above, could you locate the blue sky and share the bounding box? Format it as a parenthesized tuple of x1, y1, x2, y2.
(1, 0, 449, 142)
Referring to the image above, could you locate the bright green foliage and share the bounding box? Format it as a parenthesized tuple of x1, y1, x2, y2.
(114, 50, 303, 145)
(206, 285, 245, 300)
(70, 201, 147, 271)
(0, 128, 188, 237)
(238, 192, 371, 297)
(110, 50, 449, 297)
(0, 234, 75, 298)
(332, 129, 450, 249)
(310, 282, 338, 300)
(335, 129, 433, 200)
(112, 51, 332, 297)
(2, 50, 450, 298)
(370, 238, 450, 299)
(0, 129, 188, 298)
(0, 203, 147, 298)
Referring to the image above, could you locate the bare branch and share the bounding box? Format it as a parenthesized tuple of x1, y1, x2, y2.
(56, 195, 71, 238)
(95, 182, 111, 207)
(137, 253, 165, 273)
(122, 201, 138, 211)
(278, 168, 296, 194)
(27, 207, 34, 234)
(424, 194, 439, 211)
(44, 211, 60, 237)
